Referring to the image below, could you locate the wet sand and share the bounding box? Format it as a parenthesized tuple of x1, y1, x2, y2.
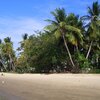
(0, 73, 100, 100)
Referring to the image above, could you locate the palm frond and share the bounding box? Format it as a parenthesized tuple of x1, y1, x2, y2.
(54, 29, 62, 39)
(81, 15, 91, 21)
(88, 7, 94, 16)
(66, 33, 78, 46)
(93, 1, 100, 16)
(51, 8, 67, 23)
(45, 19, 58, 26)
(44, 25, 57, 32)
(65, 25, 81, 35)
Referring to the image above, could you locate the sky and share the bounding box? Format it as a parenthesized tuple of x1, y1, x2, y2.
(0, 0, 99, 50)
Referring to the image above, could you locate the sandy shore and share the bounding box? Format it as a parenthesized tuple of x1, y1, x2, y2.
(0, 73, 100, 100)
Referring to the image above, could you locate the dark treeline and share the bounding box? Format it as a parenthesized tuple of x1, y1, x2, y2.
(0, 1, 100, 73)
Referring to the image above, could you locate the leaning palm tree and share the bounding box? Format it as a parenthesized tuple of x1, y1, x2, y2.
(81, 1, 100, 59)
(0, 41, 7, 71)
(2, 38, 15, 71)
(45, 8, 83, 68)
(65, 13, 84, 52)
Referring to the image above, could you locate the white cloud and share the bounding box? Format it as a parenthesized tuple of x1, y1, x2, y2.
(0, 17, 46, 35)
(0, 17, 46, 50)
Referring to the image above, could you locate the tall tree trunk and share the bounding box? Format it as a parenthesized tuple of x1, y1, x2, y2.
(62, 33, 75, 67)
(86, 41, 93, 59)
(9, 54, 15, 71)
(96, 54, 99, 68)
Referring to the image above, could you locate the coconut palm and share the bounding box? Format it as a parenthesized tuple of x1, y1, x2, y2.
(81, 1, 100, 59)
(65, 13, 84, 52)
(22, 33, 28, 40)
(45, 8, 83, 68)
(4, 37, 11, 43)
(2, 37, 15, 71)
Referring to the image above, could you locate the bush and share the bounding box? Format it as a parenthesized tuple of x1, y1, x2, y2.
(90, 69, 100, 74)
(74, 52, 92, 73)
(15, 66, 35, 73)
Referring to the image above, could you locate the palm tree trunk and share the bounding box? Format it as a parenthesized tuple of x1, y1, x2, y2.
(62, 33, 75, 67)
(96, 54, 99, 68)
(86, 41, 93, 59)
(9, 54, 15, 71)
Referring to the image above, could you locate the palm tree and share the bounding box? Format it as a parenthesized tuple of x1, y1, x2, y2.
(65, 13, 84, 52)
(82, 1, 100, 59)
(0, 40, 7, 71)
(0, 39, 2, 44)
(2, 37, 15, 71)
(22, 33, 28, 40)
(4, 37, 11, 43)
(45, 8, 83, 68)
(17, 33, 28, 51)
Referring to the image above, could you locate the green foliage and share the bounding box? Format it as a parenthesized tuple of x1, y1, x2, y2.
(74, 52, 92, 72)
(90, 69, 100, 74)
(15, 2, 100, 73)
(0, 37, 16, 71)
(15, 66, 34, 73)
(1, 1, 100, 73)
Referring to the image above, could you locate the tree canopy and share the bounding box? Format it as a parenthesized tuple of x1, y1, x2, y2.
(0, 1, 100, 73)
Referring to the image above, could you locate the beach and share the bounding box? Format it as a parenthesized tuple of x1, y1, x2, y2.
(0, 73, 100, 100)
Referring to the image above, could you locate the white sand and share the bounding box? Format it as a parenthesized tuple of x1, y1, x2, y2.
(0, 73, 100, 100)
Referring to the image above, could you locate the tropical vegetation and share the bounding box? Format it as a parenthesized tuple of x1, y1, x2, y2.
(0, 1, 100, 73)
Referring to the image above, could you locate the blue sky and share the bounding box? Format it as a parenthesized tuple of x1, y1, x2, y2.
(0, 0, 99, 50)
